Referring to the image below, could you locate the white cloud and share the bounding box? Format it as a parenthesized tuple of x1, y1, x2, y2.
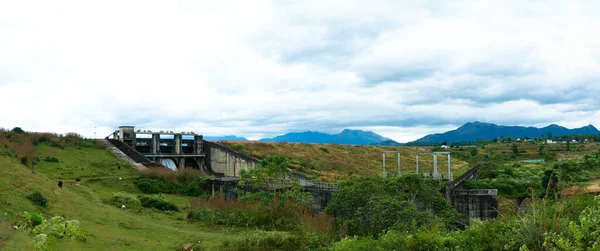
(1, 0, 600, 142)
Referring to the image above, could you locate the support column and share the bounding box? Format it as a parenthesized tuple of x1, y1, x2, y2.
(113, 131, 118, 140)
(152, 133, 159, 155)
(433, 154, 438, 178)
(174, 134, 182, 155)
(194, 135, 203, 154)
(382, 153, 386, 177)
(397, 152, 401, 176)
(178, 157, 185, 169)
(416, 155, 419, 174)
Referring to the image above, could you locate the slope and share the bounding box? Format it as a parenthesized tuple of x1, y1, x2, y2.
(0, 144, 258, 250)
(222, 141, 470, 182)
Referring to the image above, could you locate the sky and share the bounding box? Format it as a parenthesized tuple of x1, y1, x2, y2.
(1, 0, 600, 143)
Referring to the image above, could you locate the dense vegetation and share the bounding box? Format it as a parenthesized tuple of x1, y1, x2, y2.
(3, 126, 600, 250)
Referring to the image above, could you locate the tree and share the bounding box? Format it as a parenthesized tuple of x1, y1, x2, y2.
(238, 155, 313, 209)
(470, 148, 479, 158)
(539, 144, 545, 156)
(325, 175, 457, 237)
(547, 132, 553, 140)
(511, 143, 519, 155)
(11, 127, 25, 134)
(567, 140, 571, 151)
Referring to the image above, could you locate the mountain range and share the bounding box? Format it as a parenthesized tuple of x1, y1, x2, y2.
(413, 122, 600, 143)
(203, 135, 248, 141)
(259, 129, 393, 145)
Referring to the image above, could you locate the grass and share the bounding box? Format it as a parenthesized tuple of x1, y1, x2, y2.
(222, 141, 469, 182)
(0, 143, 273, 250)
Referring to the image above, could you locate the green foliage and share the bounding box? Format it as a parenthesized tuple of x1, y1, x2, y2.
(134, 176, 206, 196)
(32, 234, 48, 251)
(17, 212, 86, 249)
(319, 147, 329, 153)
(21, 211, 44, 229)
(238, 155, 314, 208)
(104, 192, 141, 208)
(139, 194, 179, 211)
(11, 127, 25, 134)
(26, 191, 48, 208)
(544, 196, 600, 250)
(43, 156, 59, 163)
(32, 216, 86, 241)
(228, 230, 328, 251)
(325, 174, 457, 237)
(512, 143, 519, 155)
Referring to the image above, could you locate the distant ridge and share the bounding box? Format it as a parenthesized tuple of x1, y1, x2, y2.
(259, 129, 392, 145)
(413, 122, 599, 143)
(203, 135, 248, 141)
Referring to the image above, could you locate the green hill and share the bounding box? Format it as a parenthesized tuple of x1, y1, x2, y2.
(0, 142, 259, 250)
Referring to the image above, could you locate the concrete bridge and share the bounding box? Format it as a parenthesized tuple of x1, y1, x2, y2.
(106, 126, 258, 177)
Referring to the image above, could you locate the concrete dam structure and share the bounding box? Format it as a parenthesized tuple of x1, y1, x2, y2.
(106, 126, 258, 177)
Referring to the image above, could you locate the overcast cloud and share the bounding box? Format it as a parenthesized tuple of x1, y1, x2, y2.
(1, 0, 599, 142)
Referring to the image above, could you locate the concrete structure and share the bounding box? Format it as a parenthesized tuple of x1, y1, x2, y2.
(106, 126, 259, 177)
(416, 152, 452, 180)
(382, 150, 401, 177)
(444, 162, 499, 225)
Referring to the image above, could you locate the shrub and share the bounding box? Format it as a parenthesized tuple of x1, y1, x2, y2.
(319, 147, 329, 153)
(21, 212, 44, 229)
(135, 178, 163, 194)
(139, 194, 179, 211)
(43, 156, 60, 163)
(26, 191, 48, 208)
(104, 192, 140, 208)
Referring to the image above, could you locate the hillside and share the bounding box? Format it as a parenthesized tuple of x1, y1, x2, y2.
(259, 129, 392, 145)
(414, 122, 600, 143)
(0, 142, 265, 250)
(221, 141, 469, 182)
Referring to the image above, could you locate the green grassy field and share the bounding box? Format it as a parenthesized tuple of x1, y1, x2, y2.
(0, 144, 262, 250)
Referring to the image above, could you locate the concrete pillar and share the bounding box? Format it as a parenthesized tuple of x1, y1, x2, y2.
(174, 134, 182, 155)
(433, 154, 438, 179)
(194, 135, 203, 154)
(178, 157, 185, 169)
(382, 153, 386, 177)
(152, 133, 160, 155)
(113, 131, 118, 140)
(397, 152, 401, 176)
(416, 155, 419, 174)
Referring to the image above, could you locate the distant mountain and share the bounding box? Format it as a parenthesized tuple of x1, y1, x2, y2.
(413, 122, 599, 143)
(371, 139, 402, 146)
(259, 129, 392, 145)
(203, 135, 248, 141)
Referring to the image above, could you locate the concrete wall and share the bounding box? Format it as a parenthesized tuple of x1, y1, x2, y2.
(209, 146, 258, 176)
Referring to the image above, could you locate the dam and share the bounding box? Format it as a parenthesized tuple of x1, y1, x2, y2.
(106, 126, 258, 177)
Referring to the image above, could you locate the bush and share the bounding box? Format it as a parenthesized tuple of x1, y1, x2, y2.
(319, 147, 329, 153)
(229, 230, 329, 251)
(104, 192, 141, 208)
(43, 156, 60, 163)
(26, 191, 48, 208)
(135, 178, 163, 194)
(139, 194, 179, 211)
(21, 212, 44, 229)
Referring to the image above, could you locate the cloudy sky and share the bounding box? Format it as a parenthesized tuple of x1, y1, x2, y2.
(1, 1, 599, 142)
